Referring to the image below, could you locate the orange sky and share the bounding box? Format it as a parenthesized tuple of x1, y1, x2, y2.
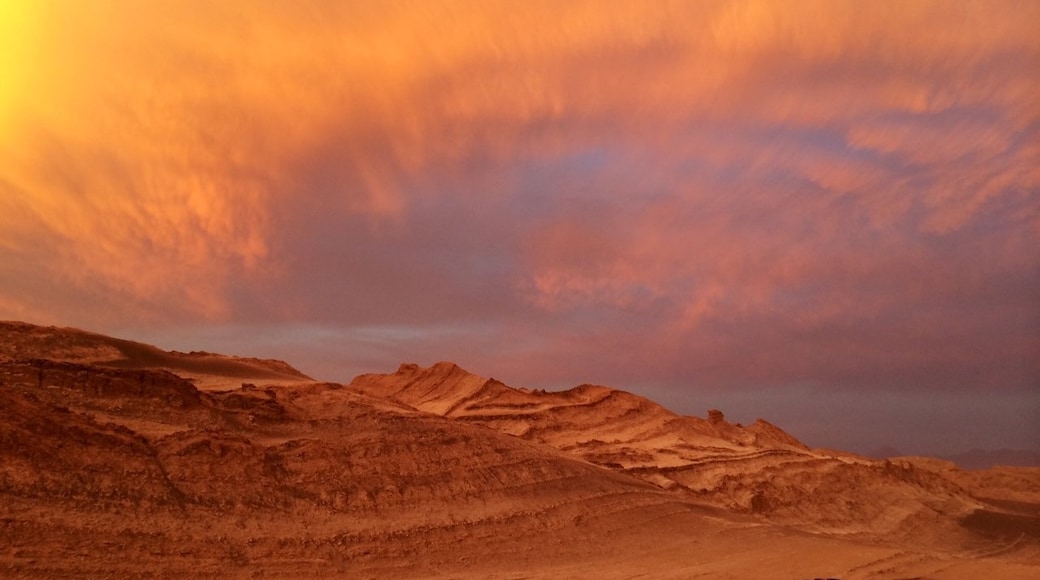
(1, 1, 1038, 455)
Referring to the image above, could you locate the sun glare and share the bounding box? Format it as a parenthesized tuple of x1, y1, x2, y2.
(0, 1, 35, 132)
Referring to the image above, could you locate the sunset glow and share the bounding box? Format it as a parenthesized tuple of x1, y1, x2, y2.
(0, 2, 35, 132)
(1, 1, 1037, 455)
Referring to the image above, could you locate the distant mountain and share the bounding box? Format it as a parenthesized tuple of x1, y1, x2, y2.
(1, 321, 1038, 578)
(944, 449, 1040, 470)
(869, 444, 1040, 470)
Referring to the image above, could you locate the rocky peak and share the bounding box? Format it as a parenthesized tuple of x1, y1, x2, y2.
(707, 409, 726, 425)
(396, 362, 421, 375)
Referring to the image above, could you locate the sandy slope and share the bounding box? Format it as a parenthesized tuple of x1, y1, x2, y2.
(1, 323, 1038, 578)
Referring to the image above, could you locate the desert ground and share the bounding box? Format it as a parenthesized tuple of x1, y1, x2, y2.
(1, 321, 1037, 578)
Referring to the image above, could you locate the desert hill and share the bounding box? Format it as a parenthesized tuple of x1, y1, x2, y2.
(0, 321, 312, 390)
(351, 362, 814, 497)
(0, 354, 737, 577)
(350, 362, 1021, 540)
(1, 322, 1038, 578)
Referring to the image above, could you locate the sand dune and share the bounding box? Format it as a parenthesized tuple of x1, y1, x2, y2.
(1, 323, 1037, 578)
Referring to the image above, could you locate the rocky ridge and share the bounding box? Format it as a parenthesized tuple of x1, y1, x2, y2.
(350, 362, 1034, 540)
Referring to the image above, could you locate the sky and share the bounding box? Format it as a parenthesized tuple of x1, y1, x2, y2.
(0, 1, 1038, 457)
